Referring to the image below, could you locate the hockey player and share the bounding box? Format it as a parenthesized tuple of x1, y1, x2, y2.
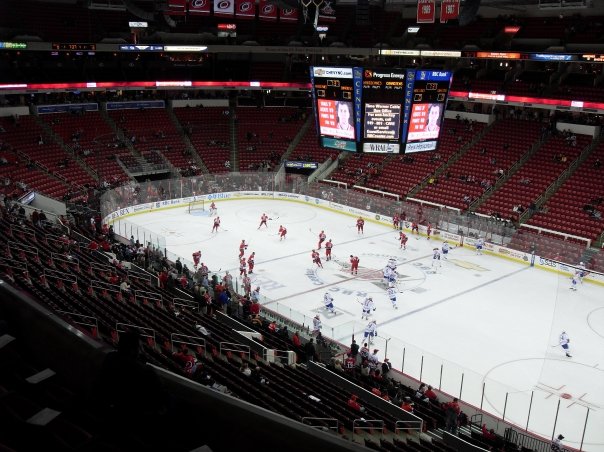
(242, 275, 252, 297)
(411, 221, 419, 235)
(239, 239, 248, 258)
(239, 258, 247, 277)
(361, 297, 375, 320)
(350, 255, 360, 275)
(399, 231, 408, 250)
(426, 223, 432, 240)
(476, 237, 484, 255)
(441, 241, 450, 260)
(211, 216, 221, 233)
(325, 239, 333, 261)
(570, 271, 580, 291)
(393, 214, 400, 230)
(317, 230, 326, 249)
(432, 248, 441, 272)
(387, 282, 398, 309)
(312, 250, 323, 269)
(279, 225, 287, 240)
(258, 213, 269, 229)
(323, 292, 336, 314)
(578, 261, 587, 283)
(209, 201, 217, 216)
(192, 250, 201, 269)
(356, 217, 365, 235)
(363, 320, 377, 345)
(559, 331, 571, 357)
(247, 252, 255, 274)
(312, 314, 322, 336)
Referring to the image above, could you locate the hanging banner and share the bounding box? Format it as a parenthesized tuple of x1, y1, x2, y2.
(167, 0, 187, 15)
(188, 0, 211, 15)
(259, 0, 278, 21)
(235, 0, 256, 19)
(318, 0, 336, 22)
(440, 0, 460, 22)
(280, 7, 299, 22)
(417, 0, 436, 23)
(213, 0, 234, 17)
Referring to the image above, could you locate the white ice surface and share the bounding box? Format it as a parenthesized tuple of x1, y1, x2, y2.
(120, 199, 604, 451)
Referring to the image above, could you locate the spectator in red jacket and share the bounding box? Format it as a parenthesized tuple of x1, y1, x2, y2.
(291, 331, 301, 348)
(482, 424, 497, 441)
(347, 394, 365, 413)
(424, 385, 438, 401)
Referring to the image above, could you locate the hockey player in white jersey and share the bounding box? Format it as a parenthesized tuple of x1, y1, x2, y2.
(577, 262, 587, 283)
(476, 237, 484, 255)
(559, 331, 571, 357)
(363, 320, 378, 345)
(570, 271, 580, 291)
(323, 292, 336, 314)
(387, 282, 398, 309)
(361, 297, 376, 320)
(431, 248, 442, 272)
(312, 314, 322, 336)
(441, 241, 450, 260)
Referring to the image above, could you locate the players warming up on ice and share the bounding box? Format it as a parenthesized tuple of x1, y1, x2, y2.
(570, 271, 580, 291)
(399, 231, 408, 250)
(211, 216, 221, 233)
(411, 221, 419, 235)
(426, 223, 432, 240)
(312, 250, 323, 268)
(192, 250, 201, 269)
(387, 282, 398, 309)
(393, 214, 400, 230)
(239, 258, 247, 277)
(559, 331, 571, 357)
(258, 213, 269, 229)
(209, 202, 217, 216)
(476, 237, 484, 255)
(323, 292, 336, 314)
(350, 255, 360, 275)
(441, 241, 450, 260)
(312, 314, 322, 336)
(363, 320, 377, 344)
(325, 239, 333, 261)
(356, 217, 365, 234)
(279, 225, 287, 240)
(239, 240, 248, 258)
(361, 297, 375, 320)
(432, 248, 442, 272)
(383, 258, 398, 285)
(577, 261, 587, 283)
(247, 252, 255, 274)
(317, 230, 326, 249)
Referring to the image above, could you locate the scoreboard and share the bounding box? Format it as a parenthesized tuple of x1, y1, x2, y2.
(310, 66, 452, 154)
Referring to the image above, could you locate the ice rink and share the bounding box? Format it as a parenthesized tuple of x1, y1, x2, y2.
(119, 199, 604, 451)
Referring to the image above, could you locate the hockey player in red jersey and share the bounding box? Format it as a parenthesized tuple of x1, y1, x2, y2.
(239, 258, 247, 276)
(212, 216, 221, 233)
(279, 225, 287, 240)
(350, 255, 360, 275)
(192, 250, 201, 268)
(399, 232, 408, 250)
(247, 252, 255, 274)
(426, 223, 433, 240)
(312, 250, 323, 268)
(411, 221, 419, 235)
(242, 275, 252, 297)
(238, 240, 246, 258)
(325, 239, 333, 261)
(356, 217, 365, 234)
(317, 230, 326, 249)
(209, 201, 217, 215)
(258, 213, 269, 229)
(393, 214, 400, 230)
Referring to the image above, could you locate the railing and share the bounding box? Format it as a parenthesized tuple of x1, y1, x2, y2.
(301, 417, 339, 433)
(352, 185, 400, 201)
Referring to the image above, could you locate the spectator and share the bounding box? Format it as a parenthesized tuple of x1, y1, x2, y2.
(551, 434, 564, 452)
(482, 424, 497, 441)
(424, 385, 438, 401)
(401, 397, 414, 412)
(347, 394, 365, 413)
(381, 358, 392, 376)
(444, 398, 461, 434)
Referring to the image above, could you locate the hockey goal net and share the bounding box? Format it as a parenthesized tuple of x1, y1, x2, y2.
(187, 199, 205, 214)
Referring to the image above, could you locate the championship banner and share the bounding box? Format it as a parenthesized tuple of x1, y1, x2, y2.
(188, 0, 211, 15)
(235, 0, 256, 19)
(213, 0, 234, 17)
(280, 7, 299, 22)
(167, 0, 187, 15)
(318, 0, 336, 22)
(258, 0, 278, 21)
(440, 0, 460, 22)
(417, 0, 436, 23)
